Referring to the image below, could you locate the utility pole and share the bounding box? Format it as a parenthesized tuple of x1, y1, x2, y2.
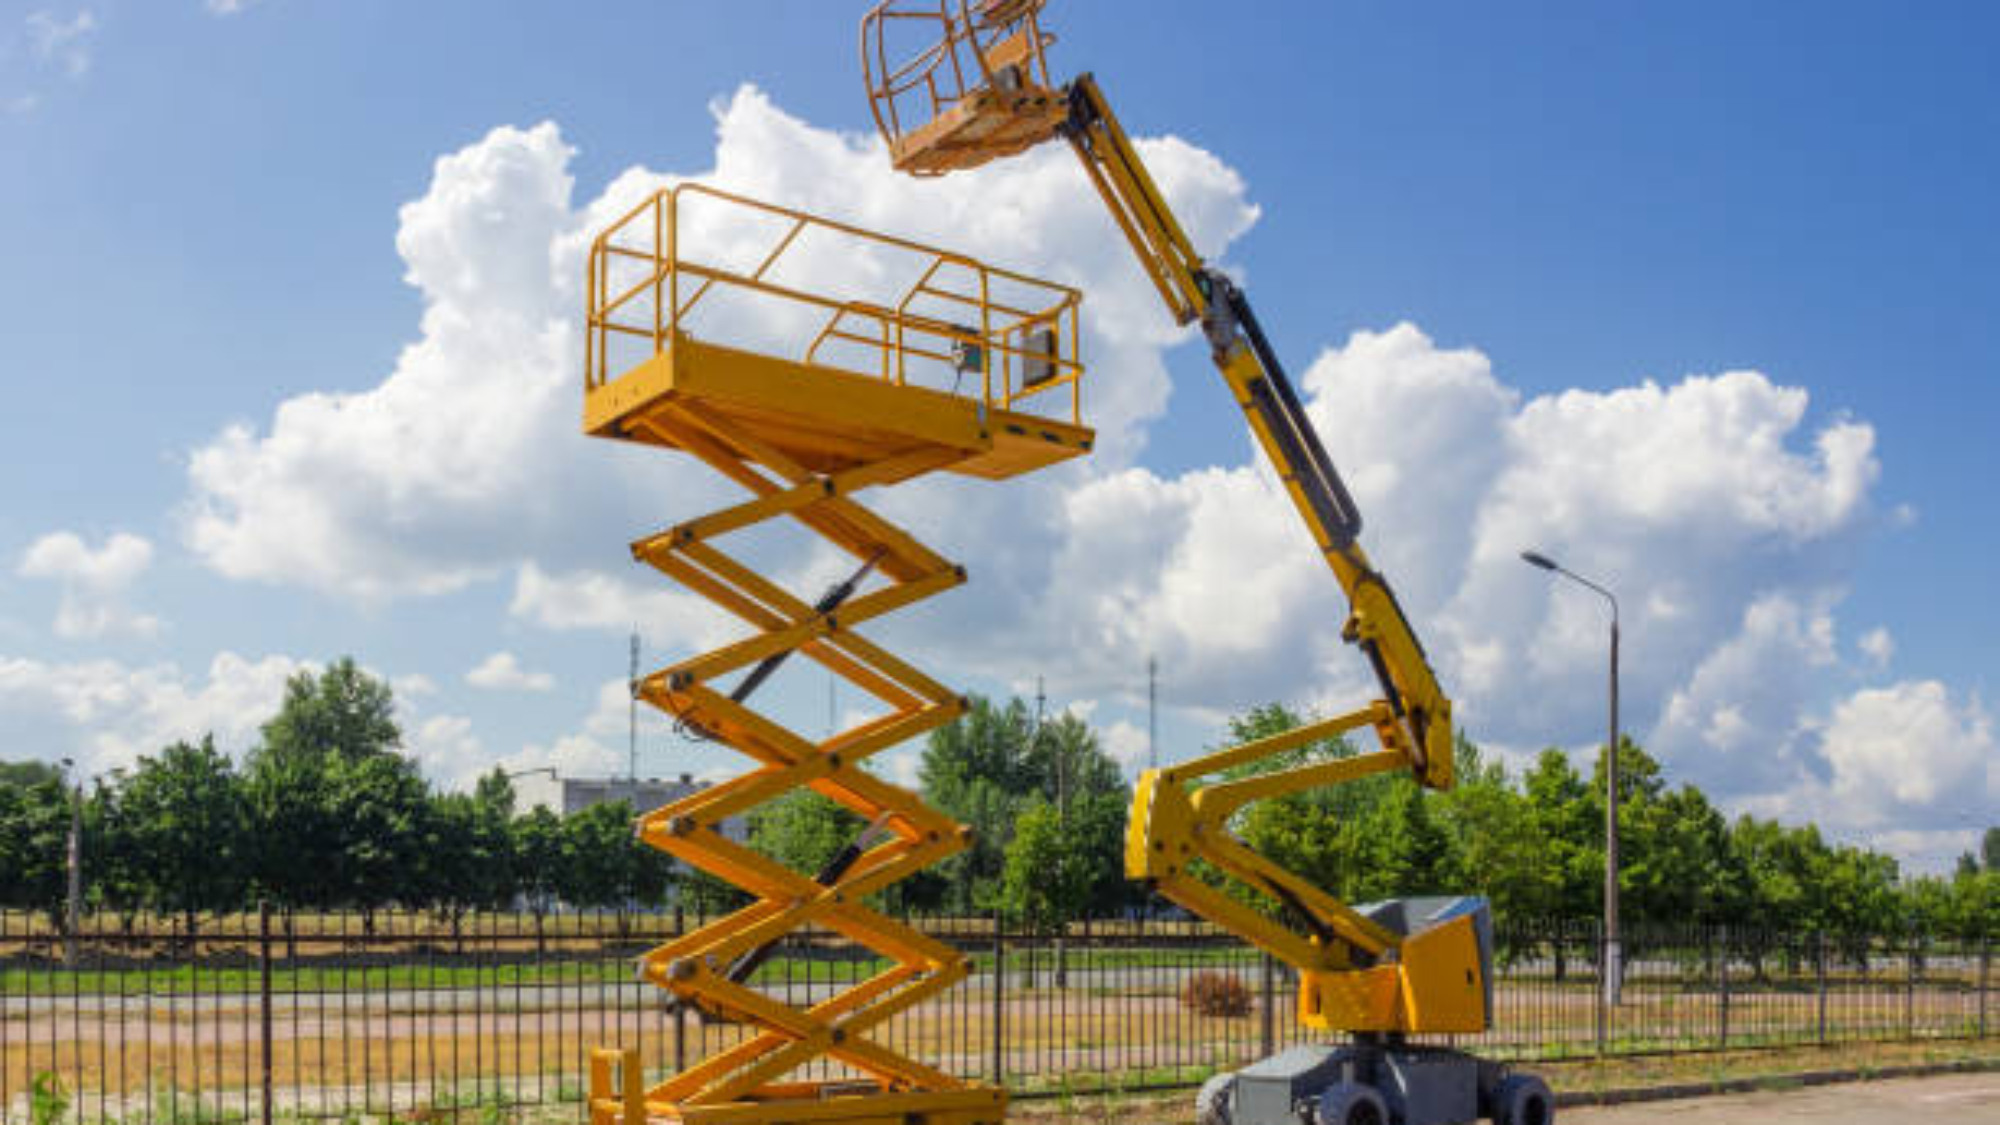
(1147, 655, 1158, 774)
(1035, 676, 1061, 817)
(61, 757, 80, 965)
(628, 630, 640, 782)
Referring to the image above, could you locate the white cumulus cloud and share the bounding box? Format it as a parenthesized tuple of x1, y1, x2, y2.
(465, 650, 554, 692)
(0, 650, 301, 773)
(179, 87, 1257, 604)
(407, 713, 487, 787)
(25, 9, 96, 78)
(17, 530, 163, 639)
(169, 86, 1979, 862)
(1814, 681, 1993, 817)
(1857, 626, 1894, 669)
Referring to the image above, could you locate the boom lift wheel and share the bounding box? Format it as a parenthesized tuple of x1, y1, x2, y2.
(1489, 1074, 1554, 1125)
(1195, 1073, 1239, 1125)
(1314, 1082, 1388, 1125)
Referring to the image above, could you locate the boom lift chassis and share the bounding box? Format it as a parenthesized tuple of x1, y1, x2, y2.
(862, 3, 1555, 1123)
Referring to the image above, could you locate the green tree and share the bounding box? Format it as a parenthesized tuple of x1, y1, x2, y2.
(1022, 711, 1132, 917)
(242, 748, 341, 909)
(1818, 846, 1902, 963)
(242, 659, 423, 918)
(1435, 739, 1544, 928)
(1983, 827, 1999, 873)
(677, 864, 752, 918)
(327, 752, 432, 926)
(0, 761, 62, 788)
(1619, 783, 1749, 928)
(750, 789, 864, 876)
(559, 800, 652, 911)
(259, 657, 400, 768)
(474, 767, 518, 818)
(514, 805, 566, 916)
(80, 774, 145, 924)
(920, 696, 1039, 911)
(1349, 777, 1461, 903)
(999, 799, 1090, 929)
(1948, 869, 1997, 940)
(423, 791, 516, 920)
(0, 775, 70, 925)
(1222, 704, 1394, 915)
(1026, 711, 1125, 806)
(1520, 748, 1600, 920)
(117, 737, 250, 931)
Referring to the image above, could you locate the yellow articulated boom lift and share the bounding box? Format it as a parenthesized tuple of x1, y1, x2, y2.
(862, 4, 1554, 1124)
(580, 184, 1089, 1125)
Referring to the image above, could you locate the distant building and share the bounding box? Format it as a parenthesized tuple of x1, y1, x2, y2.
(515, 772, 747, 840)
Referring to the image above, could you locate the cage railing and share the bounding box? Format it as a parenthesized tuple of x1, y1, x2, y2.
(585, 182, 1083, 424)
(860, 1, 1059, 163)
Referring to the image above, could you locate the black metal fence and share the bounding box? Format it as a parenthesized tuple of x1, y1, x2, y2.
(0, 908, 1989, 1123)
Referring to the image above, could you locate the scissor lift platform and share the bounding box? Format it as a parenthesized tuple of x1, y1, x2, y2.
(586, 183, 1090, 480)
(586, 334, 1090, 483)
(583, 184, 1088, 1125)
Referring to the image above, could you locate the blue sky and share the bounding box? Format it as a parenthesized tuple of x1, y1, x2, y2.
(1, 1, 1994, 870)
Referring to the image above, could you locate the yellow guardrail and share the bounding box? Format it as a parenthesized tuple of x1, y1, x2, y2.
(586, 182, 1084, 423)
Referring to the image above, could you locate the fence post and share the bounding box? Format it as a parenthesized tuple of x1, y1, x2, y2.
(673, 1005, 686, 1074)
(1976, 932, 1992, 1040)
(1906, 922, 1918, 1042)
(1815, 930, 1828, 1047)
(1594, 920, 1606, 1058)
(1979, 937, 1989, 1040)
(990, 909, 1005, 1087)
(1716, 924, 1729, 1051)
(259, 900, 273, 1125)
(1260, 952, 1275, 1059)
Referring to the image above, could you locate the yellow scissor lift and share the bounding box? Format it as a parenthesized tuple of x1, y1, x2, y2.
(581, 183, 1088, 1125)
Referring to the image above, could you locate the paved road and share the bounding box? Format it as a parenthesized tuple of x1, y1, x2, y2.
(1562, 1073, 2000, 1123)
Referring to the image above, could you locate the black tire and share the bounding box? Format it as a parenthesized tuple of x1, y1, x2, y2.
(1493, 1074, 1554, 1125)
(1195, 1073, 1237, 1125)
(1315, 1081, 1388, 1125)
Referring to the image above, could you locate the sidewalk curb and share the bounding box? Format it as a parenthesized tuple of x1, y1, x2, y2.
(1553, 1055, 2000, 1109)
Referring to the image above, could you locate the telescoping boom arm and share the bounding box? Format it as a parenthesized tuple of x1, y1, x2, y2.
(1060, 73, 1452, 787)
(863, 1, 1479, 1033)
(1066, 69, 1459, 985)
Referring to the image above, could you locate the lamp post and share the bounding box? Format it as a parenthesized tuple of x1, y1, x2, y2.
(59, 757, 81, 965)
(503, 766, 561, 811)
(1522, 550, 1622, 1009)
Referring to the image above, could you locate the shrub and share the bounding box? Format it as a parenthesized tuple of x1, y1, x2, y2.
(1180, 969, 1253, 1017)
(31, 1072, 68, 1125)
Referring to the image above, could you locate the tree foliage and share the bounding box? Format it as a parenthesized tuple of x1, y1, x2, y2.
(115, 737, 248, 927)
(0, 669, 1988, 945)
(919, 695, 1132, 919)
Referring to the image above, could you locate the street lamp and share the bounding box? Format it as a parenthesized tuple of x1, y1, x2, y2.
(1522, 549, 1622, 1010)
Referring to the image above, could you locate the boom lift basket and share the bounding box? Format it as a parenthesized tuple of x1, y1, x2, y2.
(862, 0, 1067, 175)
(583, 185, 1091, 1125)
